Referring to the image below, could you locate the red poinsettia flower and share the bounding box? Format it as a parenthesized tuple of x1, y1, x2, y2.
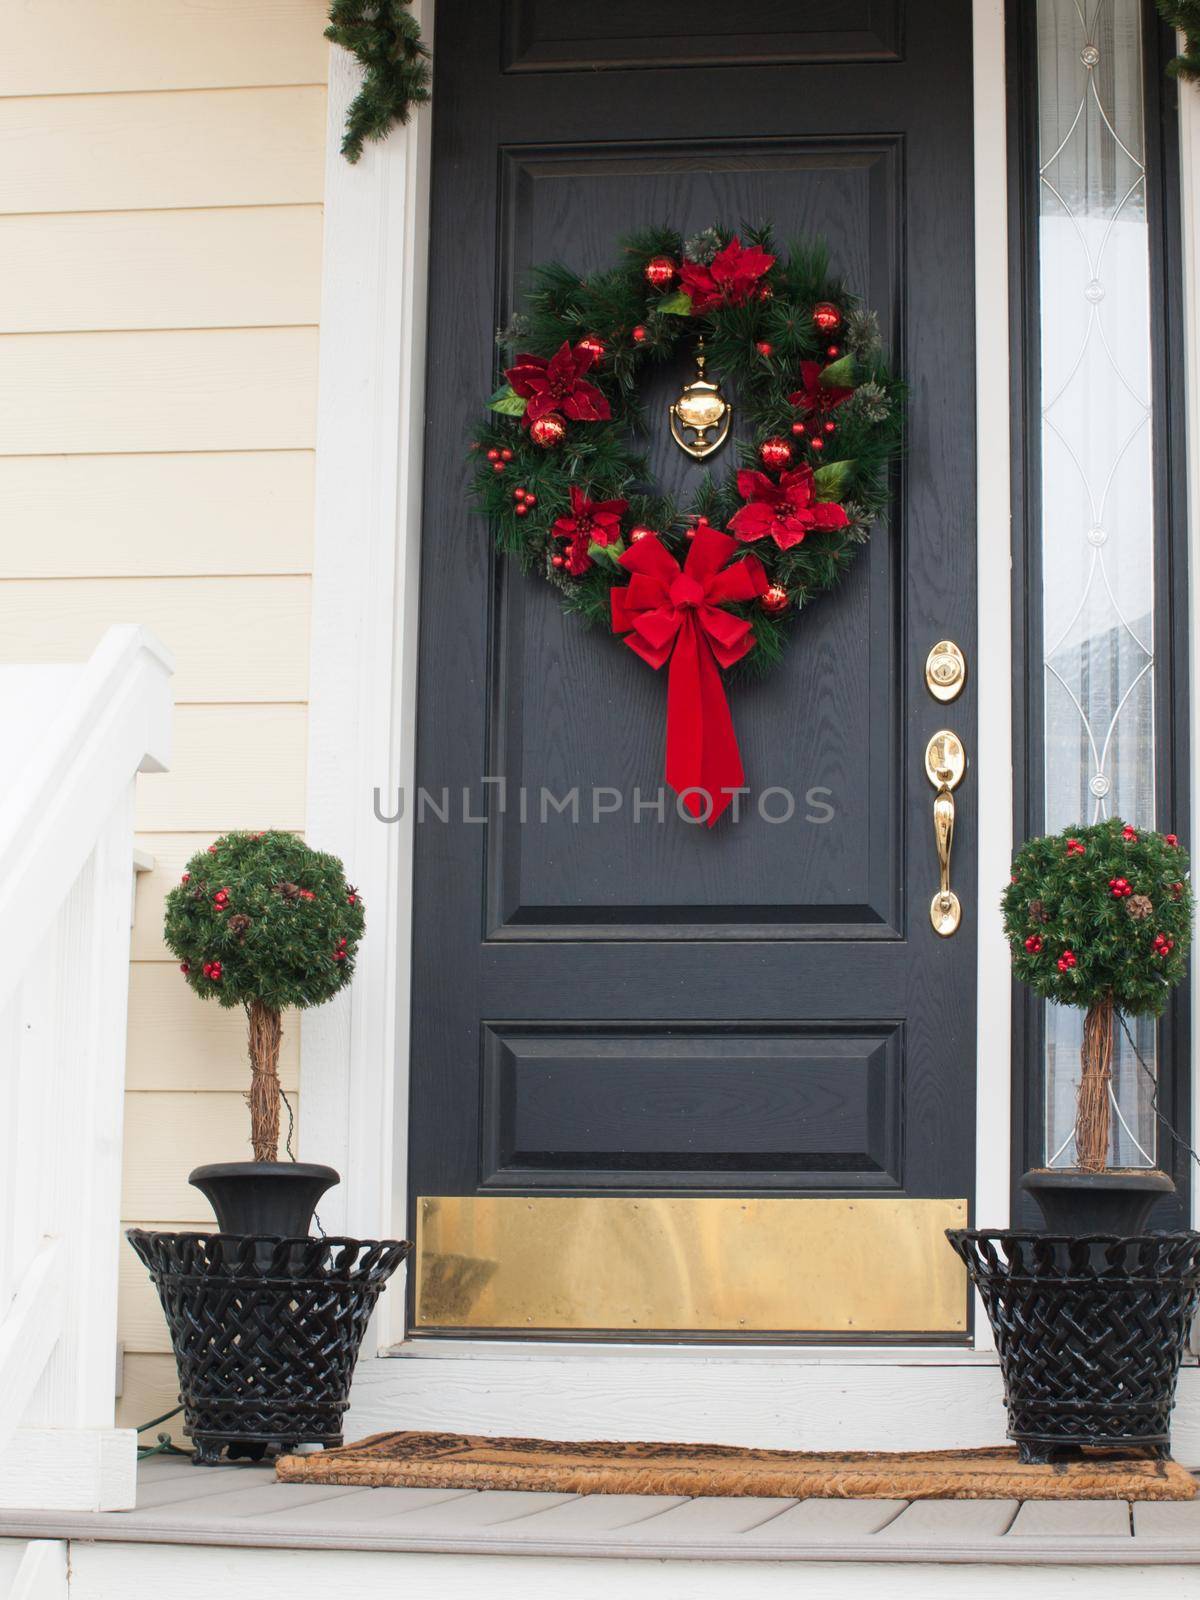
(728, 466, 850, 552)
(553, 485, 628, 575)
(505, 340, 611, 428)
(679, 237, 776, 311)
(788, 360, 854, 418)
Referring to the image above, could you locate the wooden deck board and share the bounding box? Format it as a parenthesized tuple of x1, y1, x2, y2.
(1008, 1499, 1131, 1538)
(0, 1458, 1195, 1565)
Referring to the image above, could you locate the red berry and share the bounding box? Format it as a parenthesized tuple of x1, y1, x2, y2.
(486, 447, 500, 461)
(213, 888, 229, 908)
(1172, 881, 1184, 899)
(492, 461, 505, 474)
(578, 334, 605, 361)
(299, 888, 315, 901)
(823, 420, 836, 433)
(181, 872, 190, 883)
(1166, 833, 1179, 847)
(500, 447, 513, 462)
(513, 487, 526, 501)
(179, 962, 190, 974)
(515, 503, 528, 517)
(1066, 838, 1085, 856)
(629, 526, 656, 542)
(1122, 824, 1138, 841)
(632, 325, 648, 343)
(1024, 935, 1043, 953)
(756, 341, 773, 357)
(826, 345, 840, 358)
(347, 894, 357, 905)
(791, 421, 807, 436)
(1057, 950, 1077, 972)
(207, 844, 217, 855)
(550, 554, 565, 568)
(809, 436, 825, 451)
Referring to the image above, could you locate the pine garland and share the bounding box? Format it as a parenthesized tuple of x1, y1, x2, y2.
(325, 0, 431, 164)
(470, 222, 904, 681)
(1157, 2, 1200, 80)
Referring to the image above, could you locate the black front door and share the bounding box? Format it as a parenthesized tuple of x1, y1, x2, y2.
(408, 0, 978, 1340)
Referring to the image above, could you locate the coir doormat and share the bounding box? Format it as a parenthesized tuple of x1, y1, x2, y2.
(276, 1431, 1197, 1501)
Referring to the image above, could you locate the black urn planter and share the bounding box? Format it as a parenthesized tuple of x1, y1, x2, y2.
(947, 1229, 1200, 1461)
(1020, 1166, 1175, 1235)
(188, 1160, 340, 1236)
(127, 1230, 411, 1464)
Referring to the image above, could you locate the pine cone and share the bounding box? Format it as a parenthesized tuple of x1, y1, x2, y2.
(276, 881, 301, 900)
(683, 227, 722, 266)
(1027, 898, 1051, 923)
(848, 380, 891, 425)
(846, 307, 882, 359)
(1126, 893, 1154, 921)
(227, 913, 252, 938)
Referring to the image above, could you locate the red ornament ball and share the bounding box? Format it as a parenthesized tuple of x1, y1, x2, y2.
(756, 340, 774, 357)
(758, 436, 793, 471)
(760, 584, 790, 617)
(631, 324, 648, 344)
(629, 525, 657, 542)
(578, 334, 606, 361)
(812, 301, 842, 333)
(643, 255, 678, 290)
(530, 413, 566, 448)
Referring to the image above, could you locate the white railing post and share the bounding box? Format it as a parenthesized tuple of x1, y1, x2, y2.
(0, 627, 172, 1511)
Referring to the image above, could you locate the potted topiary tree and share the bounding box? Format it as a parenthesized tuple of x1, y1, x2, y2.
(128, 831, 409, 1464)
(947, 817, 1200, 1462)
(161, 829, 365, 1235)
(1001, 816, 1193, 1233)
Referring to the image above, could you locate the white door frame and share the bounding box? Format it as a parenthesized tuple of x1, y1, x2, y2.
(300, 0, 1196, 1446)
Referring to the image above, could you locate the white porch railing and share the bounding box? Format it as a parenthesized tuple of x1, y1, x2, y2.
(0, 627, 172, 1512)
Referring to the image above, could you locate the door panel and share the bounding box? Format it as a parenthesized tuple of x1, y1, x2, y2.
(409, 0, 977, 1339)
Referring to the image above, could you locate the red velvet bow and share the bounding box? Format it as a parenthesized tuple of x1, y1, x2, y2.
(611, 526, 767, 825)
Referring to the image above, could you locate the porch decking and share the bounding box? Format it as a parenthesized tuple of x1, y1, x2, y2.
(2, 1452, 1200, 1567)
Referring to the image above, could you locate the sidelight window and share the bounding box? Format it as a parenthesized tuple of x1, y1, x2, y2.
(1023, 0, 1186, 1173)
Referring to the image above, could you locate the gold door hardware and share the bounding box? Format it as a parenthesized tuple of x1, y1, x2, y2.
(670, 341, 732, 459)
(925, 729, 966, 937)
(416, 1196, 968, 1334)
(925, 640, 967, 702)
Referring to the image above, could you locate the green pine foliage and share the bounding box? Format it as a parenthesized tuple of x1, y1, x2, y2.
(469, 221, 904, 684)
(325, 0, 431, 164)
(1156, 2, 1200, 81)
(162, 832, 365, 1013)
(1002, 819, 1193, 1016)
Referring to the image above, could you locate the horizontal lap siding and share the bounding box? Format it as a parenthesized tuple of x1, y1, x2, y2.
(0, 1, 330, 1398)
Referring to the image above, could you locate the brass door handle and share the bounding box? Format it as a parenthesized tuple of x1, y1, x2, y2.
(925, 730, 965, 937)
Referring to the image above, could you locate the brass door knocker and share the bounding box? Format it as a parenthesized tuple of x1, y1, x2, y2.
(669, 341, 732, 460)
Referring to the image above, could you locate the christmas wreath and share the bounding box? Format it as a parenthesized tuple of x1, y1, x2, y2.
(470, 223, 903, 824)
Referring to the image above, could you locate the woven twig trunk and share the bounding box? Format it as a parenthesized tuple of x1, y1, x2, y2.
(247, 999, 283, 1162)
(1075, 992, 1115, 1173)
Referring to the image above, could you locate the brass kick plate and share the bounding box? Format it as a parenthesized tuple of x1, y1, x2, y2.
(416, 1196, 968, 1335)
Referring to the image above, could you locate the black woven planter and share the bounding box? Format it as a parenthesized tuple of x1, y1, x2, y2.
(948, 1230, 1200, 1462)
(127, 1230, 411, 1465)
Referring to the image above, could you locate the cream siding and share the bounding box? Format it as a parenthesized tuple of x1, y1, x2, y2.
(0, 0, 330, 1429)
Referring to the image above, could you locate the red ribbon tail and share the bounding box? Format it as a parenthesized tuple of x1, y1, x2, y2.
(665, 614, 745, 827)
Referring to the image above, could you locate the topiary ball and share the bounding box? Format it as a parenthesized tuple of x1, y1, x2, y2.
(1002, 817, 1192, 1015)
(163, 831, 365, 1012)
